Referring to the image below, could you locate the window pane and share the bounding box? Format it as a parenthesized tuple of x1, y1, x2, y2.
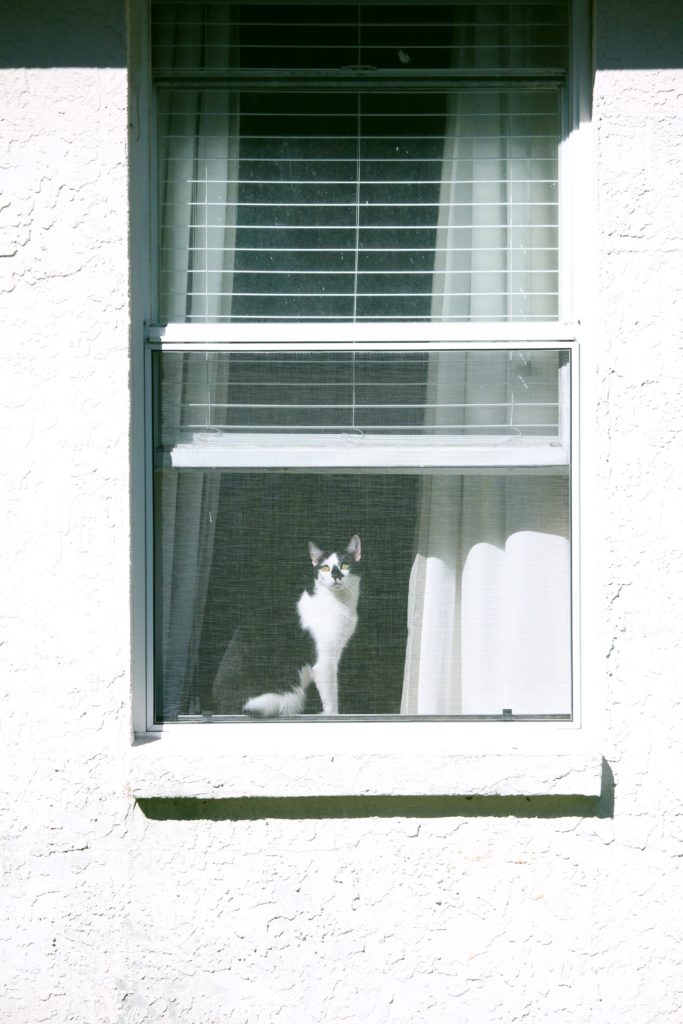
(153, 470, 571, 721)
(154, 349, 565, 452)
(151, 1, 569, 75)
(148, 1, 574, 727)
(158, 89, 560, 322)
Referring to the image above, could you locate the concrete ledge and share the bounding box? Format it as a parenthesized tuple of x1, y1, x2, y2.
(129, 728, 604, 800)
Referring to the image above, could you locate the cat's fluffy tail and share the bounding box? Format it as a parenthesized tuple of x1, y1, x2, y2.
(243, 665, 313, 718)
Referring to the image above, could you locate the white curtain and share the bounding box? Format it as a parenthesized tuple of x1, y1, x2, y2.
(401, 92, 571, 717)
(400, 473, 571, 716)
(160, 88, 240, 322)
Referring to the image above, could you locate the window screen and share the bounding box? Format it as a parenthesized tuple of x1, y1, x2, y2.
(148, 0, 574, 722)
(154, 469, 571, 721)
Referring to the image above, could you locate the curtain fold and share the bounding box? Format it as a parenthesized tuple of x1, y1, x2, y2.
(159, 89, 240, 322)
(401, 473, 571, 715)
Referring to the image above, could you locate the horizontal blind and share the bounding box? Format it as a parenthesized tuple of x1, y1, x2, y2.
(154, 0, 567, 323)
(159, 88, 560, 322)
(155, 349, 562, 445)
(151, 0, 569, 75)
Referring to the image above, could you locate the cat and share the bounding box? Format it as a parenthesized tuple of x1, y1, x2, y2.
(211, 535, 362, 717)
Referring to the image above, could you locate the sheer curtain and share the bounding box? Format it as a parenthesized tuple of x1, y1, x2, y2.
(155, 12, 239, 716)
(400, 473, 571, 716)
(401, 91, 571, 716)
(156, 351, 241, 716)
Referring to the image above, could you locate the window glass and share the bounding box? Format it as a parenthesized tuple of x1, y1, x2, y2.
(159, 89, 560, 322)
(155, 349, 563, 445)
(151, 1, 569, 75)
(148, 0, 574, 724)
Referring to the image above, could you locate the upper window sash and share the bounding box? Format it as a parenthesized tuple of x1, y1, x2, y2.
(150, 1, 573, 327)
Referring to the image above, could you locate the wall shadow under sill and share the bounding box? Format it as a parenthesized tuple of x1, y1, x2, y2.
(137, 759, 614, 822)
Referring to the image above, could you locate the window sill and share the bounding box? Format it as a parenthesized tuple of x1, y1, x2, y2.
(129, 724, 603, 800)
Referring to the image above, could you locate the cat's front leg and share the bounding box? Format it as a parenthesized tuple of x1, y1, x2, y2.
(313, 658, 338, 715)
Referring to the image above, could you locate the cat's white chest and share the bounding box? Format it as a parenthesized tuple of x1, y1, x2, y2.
(297, 582, 359, 655)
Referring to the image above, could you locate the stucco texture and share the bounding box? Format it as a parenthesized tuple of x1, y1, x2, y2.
(1, 1, 683, 1022)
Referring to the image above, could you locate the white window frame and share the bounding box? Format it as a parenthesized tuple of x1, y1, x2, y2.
(128, 0, 602, 796)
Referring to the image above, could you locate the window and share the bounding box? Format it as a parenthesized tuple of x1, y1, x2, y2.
(138, 0, 584, 726)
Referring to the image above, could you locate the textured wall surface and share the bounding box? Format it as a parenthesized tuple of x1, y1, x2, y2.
(1, 1, 683, 1022)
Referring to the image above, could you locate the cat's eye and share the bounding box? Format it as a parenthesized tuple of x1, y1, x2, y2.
(320, 565, 330, 572)
(341, 563, 349, 570)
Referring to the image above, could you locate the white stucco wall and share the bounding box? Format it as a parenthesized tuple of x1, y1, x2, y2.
(1, 1, 682, 1021)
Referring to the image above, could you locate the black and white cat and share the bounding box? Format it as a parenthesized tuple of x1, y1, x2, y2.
(212, 536, 362, 717)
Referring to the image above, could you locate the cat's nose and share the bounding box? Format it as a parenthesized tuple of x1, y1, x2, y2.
(332, 567, 343, 581)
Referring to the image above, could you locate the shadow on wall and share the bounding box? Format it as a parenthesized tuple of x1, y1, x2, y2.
(137, 760, 615, 822)
(594, 0, 683, 70)
(0, 0, 126, 68)
(3, 1, 682, 72)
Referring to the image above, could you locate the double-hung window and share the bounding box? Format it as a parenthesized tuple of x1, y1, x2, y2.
(139, 0, 586, 726)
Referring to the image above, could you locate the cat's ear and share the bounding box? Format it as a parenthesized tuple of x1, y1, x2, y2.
(308, 541, 324, 566)
(347, 535, 361, 562)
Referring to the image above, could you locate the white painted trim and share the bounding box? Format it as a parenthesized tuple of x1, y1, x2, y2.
(129, 0, 154, 736)
(570, 332, 581, 726)
(148, 321, 579, 345)
(164, 438, 568, 469)
(143, 345, 156, 731)
(129, 724, 603, 799)
(570, 0, 601, 740)
(561, 0, 593, 325)
(559, 0, 595, 734)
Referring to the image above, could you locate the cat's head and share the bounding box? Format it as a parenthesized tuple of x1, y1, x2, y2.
(308, 535, 361, 591)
